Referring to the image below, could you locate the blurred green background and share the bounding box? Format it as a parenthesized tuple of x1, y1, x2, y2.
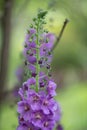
(0, 0, 87, 130)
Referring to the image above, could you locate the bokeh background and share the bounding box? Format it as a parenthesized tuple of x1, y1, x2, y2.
(0, 0, 87, 130)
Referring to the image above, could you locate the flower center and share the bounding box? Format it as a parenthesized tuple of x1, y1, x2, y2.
(49, 85, 52, 89)
(33, 95, 39, 102)
(28, 128, 32, 130)
(24, 105, 30, 111)
(43, 100, 48, 105)
(35, 113, 41, 120)
(44, 121, 49, 127)
(20, 117, 24, 121)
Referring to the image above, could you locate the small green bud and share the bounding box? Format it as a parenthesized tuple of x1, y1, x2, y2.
(29, 38, 32, 42)
(35, 33, 38, 37)
(35, 22, 38, 26)
(33, 18, 36, 21)
(37, 45, 39, 49)
(26, 50, 30, 55)
(24, 72, 27, 76)
(45, 30, 48, 33)
(34, 26, 37, 29)
(31, 34, 34, 39)
(24, 43, 27, 48)
(30, 24, 33, 28)
(40, 38, 43, 42)
(25, 60, 28, 65)
(48, 51, 51, 55)
(46, 38, 49, 43)
(27, 30, 30, 34)
(48, 72, 52, 77)
(44, 30, 48, 33)
(45, 57, 48, 61)
(42, 21, 46, 24)
(38, 10, 47, 19)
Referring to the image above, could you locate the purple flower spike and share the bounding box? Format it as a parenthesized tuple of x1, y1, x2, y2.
(17, 11, 62, 130)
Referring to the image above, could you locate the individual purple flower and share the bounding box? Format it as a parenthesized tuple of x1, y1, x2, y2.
(18, 115, 25, 125)
(47, 80, 57, 97)
(21, 78, 36, 97)
(17, 122, 39, 130)
(31, 110, 45, 128)
(45, 33, 55, 48)
(18, 88, 24, 99)
(17, 100, 32, 121)
(28, 64, 36, 73)
(40, 43, 53, 67)
(40, 33, 55, 66)
(27, 90, 41, 111)
(41, 95, 58, 114)
(26, 55, 37, 64)
(54, 103, 62, 122)
(25, 28, 36, 44)
(39, 72, 49, 88)
(42, 119, 55, 130)
(23, 77, 36, 90)
(27, 77, 36, 86)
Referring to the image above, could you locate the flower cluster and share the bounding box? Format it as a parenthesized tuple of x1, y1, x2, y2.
(17, 79, 61, 130)
(17, 10, 62, 130)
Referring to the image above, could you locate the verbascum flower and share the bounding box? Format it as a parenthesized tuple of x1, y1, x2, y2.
(17, 10, 62, 130)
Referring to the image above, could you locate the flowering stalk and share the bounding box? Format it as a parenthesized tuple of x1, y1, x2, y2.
(17, 10, 62, 130)
(36, 17, 40, 92)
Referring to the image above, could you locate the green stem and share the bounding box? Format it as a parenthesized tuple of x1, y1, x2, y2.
(36, 18, 40, 92)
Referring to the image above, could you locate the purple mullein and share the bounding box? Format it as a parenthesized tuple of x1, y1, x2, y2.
(17, 10, 62, 130)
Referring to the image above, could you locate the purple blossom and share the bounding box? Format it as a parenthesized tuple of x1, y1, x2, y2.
(28, 64, 36, 73)
(40, 95, 58, 114)
(31, 110, 44, 128)
(27, 77, 36, 86)
(18, 88, 24, 99)
(17, 122, 39, 130)
(27, 90, 41, 111)
(54, 103, 62, 122)
(47, 81, 57, 97)
(42, 119, 55, 130)
(26, 55, 37, 64)
(39, 72, 49, 88)
(17, 100, 32, 121)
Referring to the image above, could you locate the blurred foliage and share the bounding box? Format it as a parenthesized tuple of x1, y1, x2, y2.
(57, 82, 87, 130)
